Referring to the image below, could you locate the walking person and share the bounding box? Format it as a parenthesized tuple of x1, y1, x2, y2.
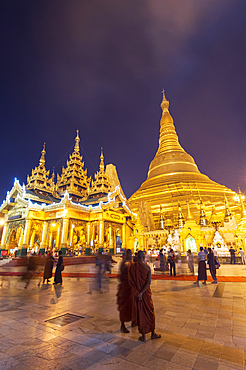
(168, 249, 176, 276)
(229, 246, 236, 264)
(128, 251, 161, 342)
(207, 247, 217, 284)
(238, 248, 246, 265)
(43, 253, 54, 284)
(24, 253, 37, 289)
(194, 246, 207, 285)
(53, 250, 64, 285)
(187, 249, 194, 274)
(95, 255, 104, 292)
(117, 249, 134, 333)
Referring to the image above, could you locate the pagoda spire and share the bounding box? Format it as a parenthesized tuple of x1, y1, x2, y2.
(90, 148, 111, 198)
(178, 203, 185, 228)
(74, 130, 80, 153)
(26, 143, 56, 196)
(158, 89, 184, 155)
(56, 131, 91, 201)
(147, 90, 200, 179)
(99, 147, 105, 172)
(39, 143, 46, 166)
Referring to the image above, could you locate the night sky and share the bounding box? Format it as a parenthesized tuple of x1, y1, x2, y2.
(1, 0, 246, 203)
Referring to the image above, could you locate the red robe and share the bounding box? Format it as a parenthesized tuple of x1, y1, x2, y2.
(128, 261, 155, 334)
(117, 260, 134, 322)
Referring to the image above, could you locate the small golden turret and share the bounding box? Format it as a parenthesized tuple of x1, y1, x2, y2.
(158, 205, 165, 229)
(199, 201, 207, 227)
(224, 196, 232, 222)
(56, 131, 91, 202)
(178, 203, 185, 228)
(26, 143, 56, 197)
(90, 148, 111, 198)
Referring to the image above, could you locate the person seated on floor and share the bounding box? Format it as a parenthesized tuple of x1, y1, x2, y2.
(153, 258, 159, 271)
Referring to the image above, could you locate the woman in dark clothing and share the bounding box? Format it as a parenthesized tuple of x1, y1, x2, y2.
(168, 249, 176, 276)
(43, 253, 54, 284)
(207, 247, 217, 284)
(159, 249, 165, 273)
(54, 250, 63, 285)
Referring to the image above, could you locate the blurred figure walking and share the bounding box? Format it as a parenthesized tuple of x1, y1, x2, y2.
(24, 253, 37, 289)
(43, 253, 54, 284)
(117, 249, 134, 333)
(187, 249, 194, 274)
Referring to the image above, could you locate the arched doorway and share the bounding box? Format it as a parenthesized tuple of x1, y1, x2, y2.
(185, 235, 197, 253)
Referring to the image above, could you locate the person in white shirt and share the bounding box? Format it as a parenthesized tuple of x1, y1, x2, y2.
(153, 259, 159, 271)
(238, 248, 246, 265)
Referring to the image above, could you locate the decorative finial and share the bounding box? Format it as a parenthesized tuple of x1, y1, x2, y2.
(99, 147, 104, 171)
(74, 130, 80, 153)
(161, 88, 169, 111)
(39, 143, 46, 166)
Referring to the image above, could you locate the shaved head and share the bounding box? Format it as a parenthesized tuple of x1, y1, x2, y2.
(137, 250, 145, 262)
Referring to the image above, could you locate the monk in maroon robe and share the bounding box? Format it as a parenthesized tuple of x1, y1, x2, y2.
(117, 249, 134, 333)
(128, 250, 161, 342)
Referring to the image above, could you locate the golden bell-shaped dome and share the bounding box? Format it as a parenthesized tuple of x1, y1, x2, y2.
(129, 91, 237, 227)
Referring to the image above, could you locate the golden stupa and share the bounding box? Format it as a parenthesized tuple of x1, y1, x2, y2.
(129, 91, 239, 228)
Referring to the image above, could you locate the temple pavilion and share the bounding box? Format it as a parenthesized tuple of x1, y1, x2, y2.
(0, 131, 136, 256)
(129, 91, 246, 255)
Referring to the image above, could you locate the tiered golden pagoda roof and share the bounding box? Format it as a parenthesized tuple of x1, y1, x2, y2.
(89, 148, 111, 198)
(129, 91, 239, 228)
(26, 143, 56, 197)
(56, 130, 91, 202)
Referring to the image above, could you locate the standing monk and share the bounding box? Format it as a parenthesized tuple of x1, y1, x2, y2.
(128, 251, 161, 342)
(117, 249, 134, 333)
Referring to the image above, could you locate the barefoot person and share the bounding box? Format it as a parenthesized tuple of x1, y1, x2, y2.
(117, 249, 134, 333)
(128, 250, 161, 342)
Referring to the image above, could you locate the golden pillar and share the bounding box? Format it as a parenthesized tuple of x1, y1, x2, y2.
(22, 219, 31, 249)
(30, 231, 35, 249)
(61, 218, 69, 249)
(122, 223, 126, 249)
(49, 232, 53, 249)
(69, 226, 74, 247)
(109, 224, 113, 248)
(18, 228, 24, 250)
(87, 222, 91, 246)
(0, 223, 8, 249)
(40, 222, 48, 250)
(56, 225, 61, 249)
(99, 220, 104, 248)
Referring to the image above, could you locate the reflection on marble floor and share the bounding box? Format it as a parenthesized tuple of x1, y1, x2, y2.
(0, 276, 245, 369)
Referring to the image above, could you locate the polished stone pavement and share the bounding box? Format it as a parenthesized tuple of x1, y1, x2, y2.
(0, 274, 245, 370)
